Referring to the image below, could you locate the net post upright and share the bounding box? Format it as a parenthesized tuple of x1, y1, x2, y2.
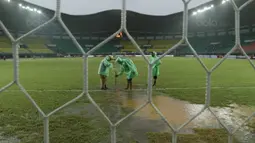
(111, 125, 117, 143)
(172, 132, 177, 143)
(121, 0, 126, 30)
(12, 42, 19, 84)
(234, 11, 240, 46)
(205, 72, 211, 106)
(182, 0, 190, 40)
(44, 117, 50, 143)
(41, 1, 61, 142)
(56, 0, 62, 22)
(83, 54, 89, 95)
(228, 134, 233, 143)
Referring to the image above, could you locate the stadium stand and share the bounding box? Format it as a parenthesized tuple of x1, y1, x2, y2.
(21, 38, 53, 54)
(0, 36, 30, 54)
(81, 40, 120, 54)
(120, 40, 149, 52)
(241, 34, 255, 53)
(148, 39, 180, 53)
(2, 34, 255, 56)
(1, 0, 255, 56)
(174, 36, 236, 55)
(0, 37, 11, 53)
(51, 39, 120, 54)
(52, 39, 80, 54)
(120, 39, 180, 53)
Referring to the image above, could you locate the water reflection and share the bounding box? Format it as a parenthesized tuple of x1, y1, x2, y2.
(64, 90, 254, 142)
(120, 91, 254, 142)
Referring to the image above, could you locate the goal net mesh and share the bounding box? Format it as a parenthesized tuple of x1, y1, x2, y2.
(0, 0, 254, 143)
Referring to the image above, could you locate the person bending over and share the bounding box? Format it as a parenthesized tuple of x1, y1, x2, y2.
(115, 57, 138, 90)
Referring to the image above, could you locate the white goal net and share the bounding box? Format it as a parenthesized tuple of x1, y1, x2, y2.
(0, 0, 254, 143)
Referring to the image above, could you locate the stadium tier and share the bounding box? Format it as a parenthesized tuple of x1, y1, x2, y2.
(52, 39, 80, 54)
(150, 40, 179, 48)
(173, 36, 236, 55)
(146, 48, 168, 53)
(1, 35, 255, 55)
(242, 43, 255, 53)
(21, 38, 53, 54)
(82, 40, 120, 54)
(121, 39, 181, 53)
(0, 37, 11, 53)
(0, 36, 30, 54)
(240, 35, 255, 53)
(120, 36, 255, 55)
(149, 39, 180, 52)
(120, 40, 148, 50)
(0, 0, 255, 56)
(92, 43, 119, 54)
(51, 39, 120, 54)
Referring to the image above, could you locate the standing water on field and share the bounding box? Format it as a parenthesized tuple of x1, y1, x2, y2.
(64, 90, 255, 143)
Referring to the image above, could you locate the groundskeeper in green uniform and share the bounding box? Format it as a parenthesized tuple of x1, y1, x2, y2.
(150, 51, 161, 86)
(98, 55, 114, 90)
(115, 57, 138, 90)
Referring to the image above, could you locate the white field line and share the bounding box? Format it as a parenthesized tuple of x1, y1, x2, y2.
(3, 86, 255, 92)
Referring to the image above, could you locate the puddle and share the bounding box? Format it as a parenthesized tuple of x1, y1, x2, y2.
(63, 90, 255, 143)
(122, 94, 254, 129)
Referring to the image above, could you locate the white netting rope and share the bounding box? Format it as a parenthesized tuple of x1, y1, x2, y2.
(0, 0, 254, 143)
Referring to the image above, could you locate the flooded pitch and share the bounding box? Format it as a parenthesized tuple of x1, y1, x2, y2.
(63, 90, 255, 143)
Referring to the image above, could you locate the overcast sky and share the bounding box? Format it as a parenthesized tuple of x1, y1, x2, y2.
(24, 0, 212, 16)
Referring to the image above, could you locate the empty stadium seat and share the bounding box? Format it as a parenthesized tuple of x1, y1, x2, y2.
(21, 38, 54, 54)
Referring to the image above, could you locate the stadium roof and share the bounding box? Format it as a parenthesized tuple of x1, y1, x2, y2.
(24, 0, 212, 16)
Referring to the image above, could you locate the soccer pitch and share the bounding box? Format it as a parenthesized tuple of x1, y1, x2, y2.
(0, 57, 254, 143)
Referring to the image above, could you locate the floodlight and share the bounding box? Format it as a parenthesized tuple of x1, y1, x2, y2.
(37, 10, 42, 14)
(19, 4, 22, 7)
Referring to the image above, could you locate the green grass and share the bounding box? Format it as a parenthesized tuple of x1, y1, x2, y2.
(0, 57, 254, 142)
(146, 129, 239, 143)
